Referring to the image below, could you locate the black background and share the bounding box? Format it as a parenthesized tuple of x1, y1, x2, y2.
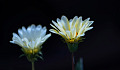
(1, 0, 120, 70)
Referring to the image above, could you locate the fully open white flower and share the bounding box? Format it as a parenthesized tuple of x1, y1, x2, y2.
(50, 16, 94, 43)
(10, 24, 51, 54)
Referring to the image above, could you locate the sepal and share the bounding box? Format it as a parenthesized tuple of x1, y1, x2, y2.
(21, 48, 43, 62)
(38, 51, 43, 55)
(67, 42, 78, 53)
(78, 37, 85, 43)
(19, 54, 25, 58)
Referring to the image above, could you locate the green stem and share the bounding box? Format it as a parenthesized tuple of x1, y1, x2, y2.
(32, 61, 35, 70)
(72, 53, 75, 70)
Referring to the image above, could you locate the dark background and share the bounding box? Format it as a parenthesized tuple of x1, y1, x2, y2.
(1, 0, 120, 70)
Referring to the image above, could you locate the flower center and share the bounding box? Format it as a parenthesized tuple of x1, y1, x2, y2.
(66, 32, 78, 43)
(23, 48, 39, 54)
(29, 49, 39, 54)
(69, 39, 75, 43)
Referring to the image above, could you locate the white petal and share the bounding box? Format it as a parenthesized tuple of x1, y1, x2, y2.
(35, 37, 42, 48)
(41, 33, 51, 42)
(22, 38, 29, 47)
(31, 24, 36, 29)
(78, 18, 90, 35)
(72, 16, 78, 27)
(88, 21, 94, 27)
(36, 25, 42, 30)
(69, 19, 73, 22)
(52, 20, 60, 30)
(52, 20, 59, 27)
(22, 26, 28, 38)
(78, 24, 86, 35)
(40, 26, 47, 38)
(22, 26, 27, 33)
(10, 41, 14, 43)
(61, 16, 70, 30)
(80, 33, 85, 36)
(18, 29, 23, 38)
(84, 18, 90, 25)
(75, 17, 82, 32)
(77, 33, 85, 38)
(31, 41, 35, 49)
(80, 18, 83, 29)
(12, 33, 23, 46)
(85, 27, 93, 31)
(28, 41, 35, 49)
(13, 33, 19, 38)
(59, 32, 66, 38)
(27, 26, 31, 33)
(69, 19, 73, 28)
(61, 16, 68, 24)
(57, 18, 63, 27)
(36, 25, 42, 38)
(76, 17, 82, 32)
(69, 31, 73, 39)
(30, 27, 36, 40)
(11, 40, 22, 47)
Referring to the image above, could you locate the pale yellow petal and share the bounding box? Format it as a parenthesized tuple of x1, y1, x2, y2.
(49, 29, 59, 34)
(50, 24, 59, 31)
(66, 31, 71, 39)
(52, 20, 66, 35)
(75, 17, 82, 32)
(59, 32, 67, 39)
(57, 18, 63, 27)
(88, 21, 94, 27)
(71, 16, 78, 29)
(78, 24, 86, 35)
(85, 27, 93, 31)
(72, 28, 76, 38)
(76, 17, 82, 32)
(61, 16, 70, 30)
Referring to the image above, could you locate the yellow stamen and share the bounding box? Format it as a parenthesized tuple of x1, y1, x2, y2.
(29, 50, 33, 54)
(33, 49, 39, 53)
(76, 32, 78, 36)
(23, 48, 39, 54)
(69, 39, 75, 43)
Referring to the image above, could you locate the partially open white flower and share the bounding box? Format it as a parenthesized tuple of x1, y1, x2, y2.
(50, 16, 94, 43)
(10, 24, 51, 54)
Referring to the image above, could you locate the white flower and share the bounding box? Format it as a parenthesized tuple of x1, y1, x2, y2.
(49, 16, 94, 43)
(10, 24, 51, 54)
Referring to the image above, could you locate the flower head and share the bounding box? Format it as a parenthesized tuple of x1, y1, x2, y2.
(49, 16, 94, 43)
(10, 24, 51, 54)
